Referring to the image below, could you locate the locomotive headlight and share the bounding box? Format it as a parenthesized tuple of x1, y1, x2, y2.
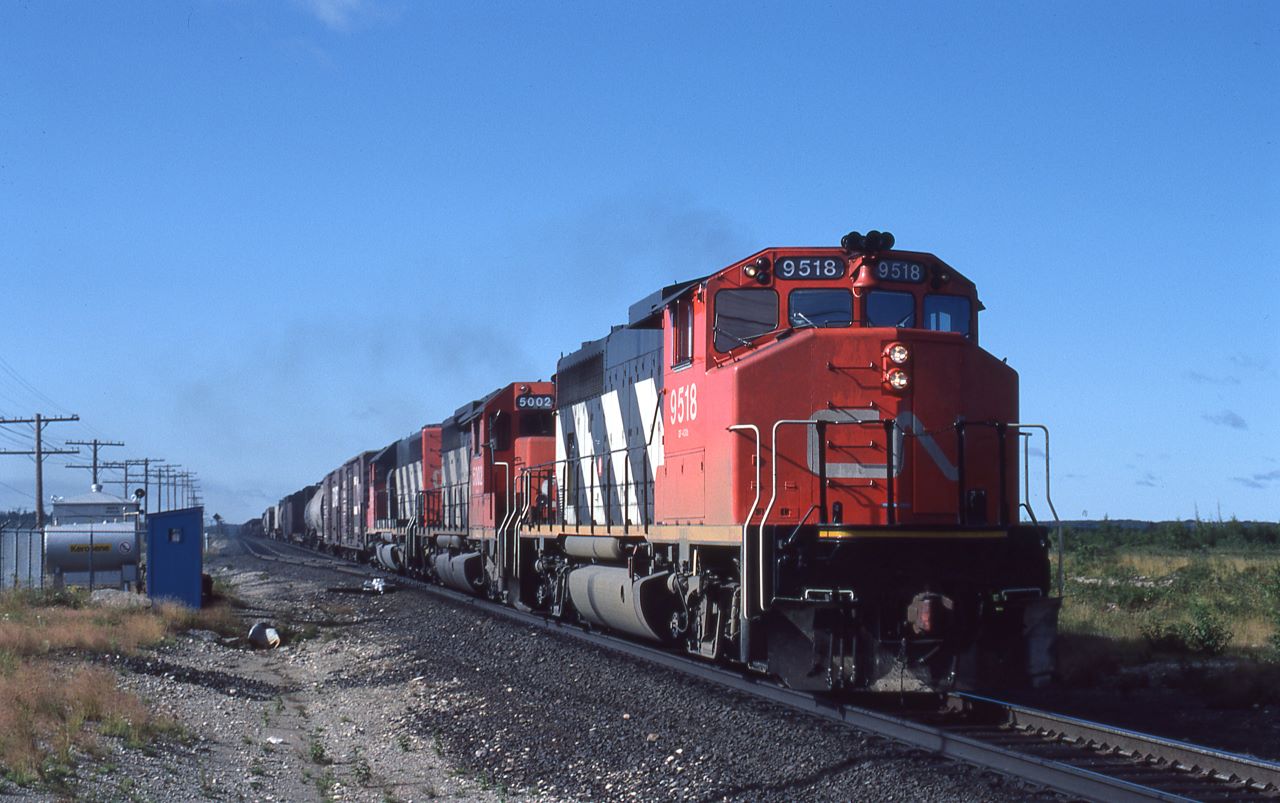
(887, 369, 910, 390)
(887, 343, 910, 364)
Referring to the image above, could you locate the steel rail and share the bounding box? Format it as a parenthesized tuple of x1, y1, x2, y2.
(238, 534, 1280, 802)
(954, 692, 1280, 798)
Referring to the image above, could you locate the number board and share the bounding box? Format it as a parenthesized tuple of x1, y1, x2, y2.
(516, 395, 554, 410)
(873, 260, 926, 283)
(775, 256, 847, 281)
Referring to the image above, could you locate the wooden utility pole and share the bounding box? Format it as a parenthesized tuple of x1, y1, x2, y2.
(67, 457, 155, 503)
(65, 439, 124, 486)
(158, 464, 181, 512)
(0, 414, 80, 527)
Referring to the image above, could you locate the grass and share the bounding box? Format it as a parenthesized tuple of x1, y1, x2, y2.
(1053, 521, 1280, 701)
(1059, 548, 1279, 653)
(0, 587, 242, 789)
(0, 658, 183, 787)
(0, 589, 242, 658)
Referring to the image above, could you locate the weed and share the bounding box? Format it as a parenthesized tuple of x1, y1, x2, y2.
(1141, 602, 1233, 656)
(315, 768, 337, 801)
(309, 733, 332, 765)
(397, 732, 411, 752)
(1062, 545, 1275, 654)
(199, 769, 217, 798)
(279, 622, 320, 644)
(353, 753, 372, 785)
(0, 658, 181, 782)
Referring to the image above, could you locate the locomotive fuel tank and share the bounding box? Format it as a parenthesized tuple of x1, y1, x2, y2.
(434, 551, 485, 594)
(566, 566, 678, 642)
(373, 542, 402, 572)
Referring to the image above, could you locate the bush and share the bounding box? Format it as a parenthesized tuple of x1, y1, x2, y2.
(1141, 603, 1233, 656)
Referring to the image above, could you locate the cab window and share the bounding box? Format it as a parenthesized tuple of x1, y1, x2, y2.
(788, 289, 853, 328)
(714, 289, 778, 351)
(519, 410, 555, 437)
(487, 412, 511, 452)
(865, 290, 915, 328)
(924, 294, 971, 336)
(671, 296, 694, 366)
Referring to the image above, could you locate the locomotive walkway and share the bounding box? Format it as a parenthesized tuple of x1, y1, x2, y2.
(242, 535, 1280, 802)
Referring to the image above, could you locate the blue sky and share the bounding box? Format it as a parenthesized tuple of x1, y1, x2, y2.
(0, 1, 1276, 523)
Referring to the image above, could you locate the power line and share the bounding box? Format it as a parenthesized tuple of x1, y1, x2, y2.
(0, 478, 34, 500)
(65, 439, 125, 485)
(0, 356, 77, 417)
(0, 414, 80, 527)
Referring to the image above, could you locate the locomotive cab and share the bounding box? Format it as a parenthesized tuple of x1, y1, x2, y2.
(417, 382, 557, 599)
(646, 236, 1056, 692)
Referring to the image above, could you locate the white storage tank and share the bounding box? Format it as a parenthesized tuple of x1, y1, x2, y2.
(44, 484, 141, 590)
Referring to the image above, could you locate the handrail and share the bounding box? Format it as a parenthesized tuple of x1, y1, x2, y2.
(757, 415, 904, 613)
(520, 444, 655, 531)
(1008, 423, 1062, 597)
(758, 419, 822, 612)
(727, 424, 761, 619)
(1017, 432, 1037, 524)
(514, 469, 536, 575)
(493, 461, 512, 588)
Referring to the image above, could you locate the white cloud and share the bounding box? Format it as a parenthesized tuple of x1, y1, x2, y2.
(295, 0, 382, 31)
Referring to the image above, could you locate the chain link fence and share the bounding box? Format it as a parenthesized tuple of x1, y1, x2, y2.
(0, 525, 45, 590)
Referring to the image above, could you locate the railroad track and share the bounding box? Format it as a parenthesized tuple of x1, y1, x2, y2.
(236, 535, 1280, 802)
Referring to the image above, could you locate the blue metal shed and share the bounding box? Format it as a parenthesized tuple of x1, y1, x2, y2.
(146, 507, 204, 608)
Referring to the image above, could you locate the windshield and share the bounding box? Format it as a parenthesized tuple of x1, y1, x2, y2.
(865, 290, 915, 328)
(714, 288, 778, 351)
(924, 294, 971, 336)
(789, 289, 853, 328)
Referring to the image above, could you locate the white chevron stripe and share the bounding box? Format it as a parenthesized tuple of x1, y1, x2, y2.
(600, 389, 638, 523)
(634, 377, 664, 471)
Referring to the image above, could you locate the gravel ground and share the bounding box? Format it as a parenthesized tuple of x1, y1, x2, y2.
(4, 535, 1059, 802)
(227, 535, 1049, 803)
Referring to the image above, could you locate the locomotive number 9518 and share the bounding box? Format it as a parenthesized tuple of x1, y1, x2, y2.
(776, 257, 846, 280)
(669, 383, 697, 425)
(875, 260, 925, 282)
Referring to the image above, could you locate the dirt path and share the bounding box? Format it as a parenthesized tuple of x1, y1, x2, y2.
(63, 538, 508, 803)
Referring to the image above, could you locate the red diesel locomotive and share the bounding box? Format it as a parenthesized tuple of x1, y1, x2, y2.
(266, 230, 1058, 693)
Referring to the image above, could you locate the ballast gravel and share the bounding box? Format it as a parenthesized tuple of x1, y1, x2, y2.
(15, 536, 1060, 801)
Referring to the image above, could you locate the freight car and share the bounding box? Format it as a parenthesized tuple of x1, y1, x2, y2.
(267, 231, 1059, 693)
(264, 485, 314, 545)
